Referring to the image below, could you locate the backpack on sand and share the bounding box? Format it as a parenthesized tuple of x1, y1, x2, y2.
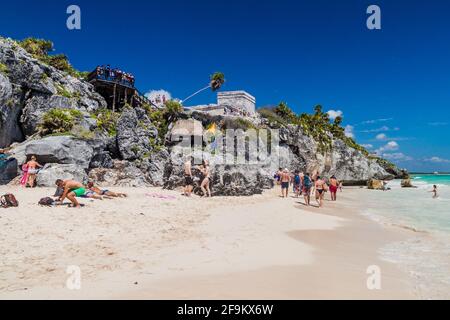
(38, 197, 55, 206)
(0, 194, 19, 208)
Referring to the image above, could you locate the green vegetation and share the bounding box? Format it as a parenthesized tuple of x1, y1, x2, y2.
(258, 102, 370, 155)
(38, 108, 83, 136)
(92, 109, 120, 137)
(0, 63, 9, 75)
(18, 38, 88, 78)
(221, 117, 256, 131)
(148, 100, 183, 142)
(56, 84, 73, 99)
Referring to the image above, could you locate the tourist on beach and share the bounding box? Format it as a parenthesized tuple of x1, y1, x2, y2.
(315, 176, 328, 208)
(430, 185, 438, 198)
(302, 173, 312, 206)
(55, 179, 85, 208)
(26, 155, 43, 188)
(329, 175, 339, 201)
(86, 182, 127, 198)
(280, 168, 290, 198)
(184, 156, 194, 197)
(274, 168, 282, 185)
(293, 170, 302, 198)
(199, 160, 212, 197)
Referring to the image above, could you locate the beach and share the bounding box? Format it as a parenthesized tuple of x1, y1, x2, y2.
(2, 183, 443, 300)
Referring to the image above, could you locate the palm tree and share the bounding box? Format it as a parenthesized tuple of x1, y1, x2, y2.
(181, 72, 226, 104)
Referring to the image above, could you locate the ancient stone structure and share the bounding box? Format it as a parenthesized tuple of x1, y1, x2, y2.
(188, 90, 256, 116)
(217, 91, 256, 114)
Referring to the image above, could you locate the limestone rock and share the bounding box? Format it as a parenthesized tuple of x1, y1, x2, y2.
(36, 163, 88, 187)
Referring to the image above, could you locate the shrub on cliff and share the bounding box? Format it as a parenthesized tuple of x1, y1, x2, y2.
(38, 108, 83, 136)
(93, 109, 120, 137)
(19, 38, 86, 78)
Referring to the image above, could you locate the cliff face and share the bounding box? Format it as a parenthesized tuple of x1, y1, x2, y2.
(0, 37, 106, 147)
(0, 36, 403, 192)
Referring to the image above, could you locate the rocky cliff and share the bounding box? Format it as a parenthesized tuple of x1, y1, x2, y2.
(0, 36, 406, 193)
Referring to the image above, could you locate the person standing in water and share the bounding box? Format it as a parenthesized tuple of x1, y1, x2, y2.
(430, 185, 438, 198)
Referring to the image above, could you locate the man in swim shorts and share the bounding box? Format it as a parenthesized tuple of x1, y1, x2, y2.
(280, 168, 290, 198)
(55, 179, 85, 208)
(184, 156, 194, 197)
(329, 175, 339, 201)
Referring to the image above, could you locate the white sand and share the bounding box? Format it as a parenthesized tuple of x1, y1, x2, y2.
(0, 185, 417, 299)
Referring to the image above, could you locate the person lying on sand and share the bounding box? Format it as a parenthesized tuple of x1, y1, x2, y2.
(86, 182, 127, 198)
(55, 179, 85, 208)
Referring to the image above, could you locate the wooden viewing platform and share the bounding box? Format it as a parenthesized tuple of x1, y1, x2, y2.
(87, 66, 156, 111)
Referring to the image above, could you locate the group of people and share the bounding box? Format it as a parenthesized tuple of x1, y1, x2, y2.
(54, 179, 127, 208)
(275, 168, 342, 208)
(94, 65, 135, 87)
(183, 157, 211, 198)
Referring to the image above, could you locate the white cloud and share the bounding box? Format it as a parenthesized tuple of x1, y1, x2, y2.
(361, 144, 373, 149)
(326, 110, 343, 120)
(376, 133, 387, 141)
(382, 153, 413, 161)
(424, 156, 450, 163)
(145, 89, 172, 106)
(344, 125, 354, 138)
(361, 118, 393, 125)
(360, 126, 391, 133)
(376, 141, 399, 154)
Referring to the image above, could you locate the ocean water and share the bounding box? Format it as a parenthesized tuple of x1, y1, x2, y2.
(358, 174, 450, 299)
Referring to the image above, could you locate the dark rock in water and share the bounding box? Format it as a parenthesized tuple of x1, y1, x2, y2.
(0, 157, 18, 185)
(25, 136, 94, 169)
(116, 107, 158, 161)
(37, 163, 88, 187)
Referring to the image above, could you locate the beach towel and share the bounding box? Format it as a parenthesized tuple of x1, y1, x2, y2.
(20, 164, 29, 187)
(145, 193, 177, 200)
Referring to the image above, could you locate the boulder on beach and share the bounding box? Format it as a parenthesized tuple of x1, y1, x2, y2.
(367, 179, 385, 190)
(401, 178, 415, 188)
(36, 163, 88, 187)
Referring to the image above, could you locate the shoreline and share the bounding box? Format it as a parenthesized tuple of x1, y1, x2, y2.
(0, 185, 423, 299)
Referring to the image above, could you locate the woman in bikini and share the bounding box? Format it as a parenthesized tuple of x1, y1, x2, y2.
(26, 155, 43, 188)
(199, 161, 212, 197)
(315, 176, 328, 208)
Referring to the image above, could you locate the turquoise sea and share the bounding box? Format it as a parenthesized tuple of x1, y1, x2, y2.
(358, 174, 450, 299)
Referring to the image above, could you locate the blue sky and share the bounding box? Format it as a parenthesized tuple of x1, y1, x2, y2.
(1, 0, 449, 172)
